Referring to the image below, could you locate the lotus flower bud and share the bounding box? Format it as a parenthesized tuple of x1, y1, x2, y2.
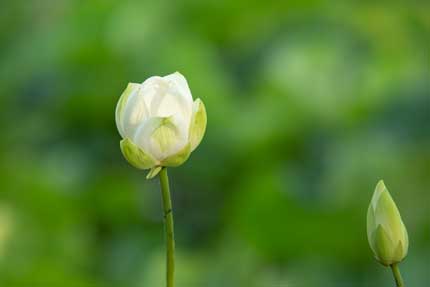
(367, 180, 409, 266)
(115, 72, 207, 178)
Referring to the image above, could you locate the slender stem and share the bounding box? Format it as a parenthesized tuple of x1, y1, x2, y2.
(159, 167, 175, 287)
(390, 263, 405, 287)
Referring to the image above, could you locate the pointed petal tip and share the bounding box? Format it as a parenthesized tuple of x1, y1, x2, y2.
(127, 82, 140, 88)
(146, 166, 162, 179)
(370, 180, 388, 211)
(167, 71, 186, 80)
(373, 179, 388, 200)
(376, 180, 386, 191)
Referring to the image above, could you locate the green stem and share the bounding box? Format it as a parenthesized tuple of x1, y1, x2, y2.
(159, 167, 175, 287)
(390, 263, 405, 287)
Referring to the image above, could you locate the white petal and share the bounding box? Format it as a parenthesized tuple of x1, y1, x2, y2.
(133, 116, 188, 161)
(120, 84, 151, 138)
(164, 72, 193, 106)
(148, 72, 193, 124)
(139, 76, 165, 109)
(115, 83, 141, 138)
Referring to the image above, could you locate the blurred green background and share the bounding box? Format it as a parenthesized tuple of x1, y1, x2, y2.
(0, 1, 429, 286)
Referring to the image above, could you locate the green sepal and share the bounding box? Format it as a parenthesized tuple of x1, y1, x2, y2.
(146, 166, 162, 179)
(366, 206, 376, 251)
(189, 99, 207, 151)
(120, 138, 157, 170)
(161, 143, 192, 167)
(373, 225, 394, 266)
(393, 240, 406, 263)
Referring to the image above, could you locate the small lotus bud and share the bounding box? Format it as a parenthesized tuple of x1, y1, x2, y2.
(367, 180, 409, 266)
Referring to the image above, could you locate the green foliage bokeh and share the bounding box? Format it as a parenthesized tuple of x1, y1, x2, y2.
(0, 1, 429, 286)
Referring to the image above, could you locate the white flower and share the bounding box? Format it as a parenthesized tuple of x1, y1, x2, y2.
(367, 180, 409, 266)
(115, 72, 207, 178)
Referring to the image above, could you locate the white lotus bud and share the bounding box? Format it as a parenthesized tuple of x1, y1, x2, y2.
(367, 180, 409, 266)
(115, 72, 207, 178)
